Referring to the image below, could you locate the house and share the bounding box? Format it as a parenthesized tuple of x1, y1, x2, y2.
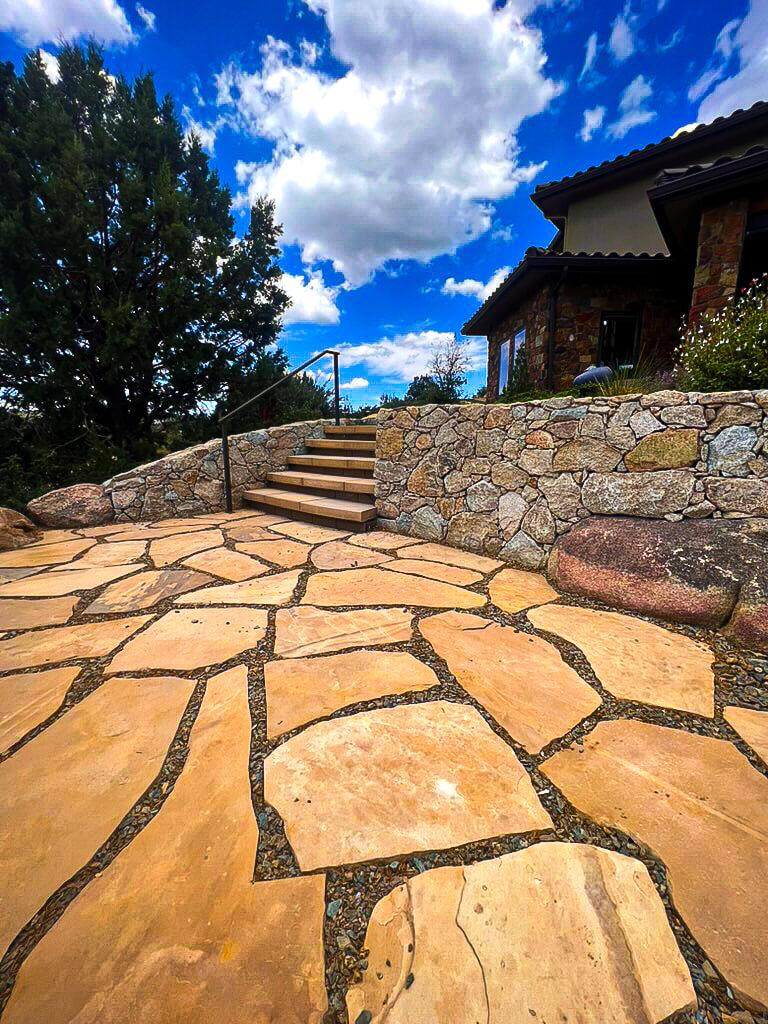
(463, 101, 768, 398)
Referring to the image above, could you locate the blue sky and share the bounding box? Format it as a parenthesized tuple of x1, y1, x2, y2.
(1, 0, 765, 406)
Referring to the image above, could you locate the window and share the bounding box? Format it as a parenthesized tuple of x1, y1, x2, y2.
(737, 210, 768, 292)
(598, 312, 641, 368)
(498, 340, 509, 393)
(513, 328, 526, 363)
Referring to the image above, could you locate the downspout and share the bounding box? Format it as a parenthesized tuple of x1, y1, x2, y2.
(546, 267, 568, 393)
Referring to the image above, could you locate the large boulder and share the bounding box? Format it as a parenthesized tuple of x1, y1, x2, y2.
(27, 484, 114, 528)
(548, 516, 768, 652)
(0, 507, 42, 551)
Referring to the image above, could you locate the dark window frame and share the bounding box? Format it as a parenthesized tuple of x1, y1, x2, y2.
(597, 310, 642, 368)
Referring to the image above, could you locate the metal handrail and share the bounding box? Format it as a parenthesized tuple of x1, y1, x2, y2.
(219, 349, 341, 513)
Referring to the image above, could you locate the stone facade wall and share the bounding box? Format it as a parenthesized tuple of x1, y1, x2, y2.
(375, 390, 768, 568)
(487, 272, 687, 397)
(103, 419, 328, 521)
(689, 196, 749, 324)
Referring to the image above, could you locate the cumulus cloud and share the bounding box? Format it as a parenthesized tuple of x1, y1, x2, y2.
(0, 0, 138, 47)
(39, 49, 61, 83)
(217, 0, 562, 287)
(442, 266, 511, 302)
(282, 270, 341, 325)
(181, 108, 221, 154)
(135, 3, 156, 31)
(608, 3, 637, 62)
(606, 74, 656, 139)
(694, 3, 768, 121)
(579, 105, 606, 141)
(336, 330, 485, 383)
(342, 377, 369, 389)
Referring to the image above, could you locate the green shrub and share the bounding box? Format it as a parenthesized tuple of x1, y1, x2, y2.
(676, 275, 768, 392)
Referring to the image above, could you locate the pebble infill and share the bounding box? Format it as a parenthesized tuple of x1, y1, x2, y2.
(0, 516, 766, 1024)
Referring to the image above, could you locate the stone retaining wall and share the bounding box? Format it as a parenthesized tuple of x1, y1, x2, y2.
(375, 390, 768, 568)
(104, 419, 328, 521)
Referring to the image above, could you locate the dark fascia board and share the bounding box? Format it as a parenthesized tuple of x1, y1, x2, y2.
(461, 253, 673, 337)
(531, 102, 768, 218)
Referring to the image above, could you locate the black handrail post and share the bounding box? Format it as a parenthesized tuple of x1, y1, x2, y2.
(221, 422, 233, 513)
(333, 352, 340, 426)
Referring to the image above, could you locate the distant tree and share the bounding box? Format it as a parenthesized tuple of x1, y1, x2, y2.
(0, 45, 288, 458)
(430, 334, 469, 399)
(217, 349, 331, 429)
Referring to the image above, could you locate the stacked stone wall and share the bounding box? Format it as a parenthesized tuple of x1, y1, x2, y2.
(375, 390, 768, 568)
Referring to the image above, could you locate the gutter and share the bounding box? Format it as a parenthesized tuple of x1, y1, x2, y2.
(546, 267, 568, 392)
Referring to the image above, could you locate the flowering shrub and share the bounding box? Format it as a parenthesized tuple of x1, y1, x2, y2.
(676, 275, 768, 391)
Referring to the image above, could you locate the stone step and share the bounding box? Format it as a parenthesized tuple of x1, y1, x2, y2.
(306, 438, 377, 453)
(267, 471, 375, 496)
(287, 454, 375, 472)
(242, 488, 377, 523)
(323, 424, 377, 438)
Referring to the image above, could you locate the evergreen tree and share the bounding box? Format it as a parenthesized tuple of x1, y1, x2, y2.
(0, 45, 288, 457)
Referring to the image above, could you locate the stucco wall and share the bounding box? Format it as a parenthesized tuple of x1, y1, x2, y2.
(375, 390, 768, 568)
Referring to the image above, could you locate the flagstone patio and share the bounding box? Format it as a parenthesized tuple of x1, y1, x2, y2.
(0, 510, 767, 1023)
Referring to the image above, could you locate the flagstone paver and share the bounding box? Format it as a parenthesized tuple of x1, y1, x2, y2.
(542, 720, 768, 1013)
(420, 611, 601, 753)
(529, 604, 715, 717)
(107, 608, 267, 673)
(724, 706, 768, 765)
(235, 538, 313, 567)
(347, 843, 695, 1024)
(0, 563, 140, 598)
(265, 700, 552, 870)
(181, 546, 269, 580)
(149, 529, 224, 567)
(226, 522, 280, 542)
(0, 595, 79, 630)
(303, 567, 486, 609)
(101, 524, 209, 541)
(395, 541, 503, 574)
(310, 540, 392, 570)
(274, 605, 413, 658)
(69, 540, 147, 565)
(175, 569, 301, 607)
(265, 650, 438, 738)
(0, 566, 46, 581)
(385, 557, 482, 586)
(3, 666, 328, 1024)
(76, 523, 141, 537)
(0, 615, 152, 671)
(348, 530, 421, 551)
(0, 674, 194, 959)
(489, 567, 560, 613)
(271, 521, 350, 543)
(33, 530, 84, 545)
(0, 538, 96, 568)
(84, 569, 214, 614)
(0, 667, 80, 751)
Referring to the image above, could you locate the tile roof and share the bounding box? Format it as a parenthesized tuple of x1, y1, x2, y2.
(654, 144, 768, 186)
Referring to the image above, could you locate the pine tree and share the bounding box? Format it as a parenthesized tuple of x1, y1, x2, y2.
(0, 45, 288, 457)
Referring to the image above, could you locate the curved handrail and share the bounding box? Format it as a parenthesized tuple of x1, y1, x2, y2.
(220, 349, 341, 512)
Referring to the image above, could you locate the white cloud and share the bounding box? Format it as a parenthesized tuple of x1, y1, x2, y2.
(282, 270, 341, 325)
(218, 0, 562, 287)
(182, 107, 220, 154)
(606, 74, 656, 138)
(657, 27, 683, 52)
(688, 67, 725, 103)
(579, 31, 599, 81)
(342, 377, 369, 389)
(336, 330, 485, 383)
(39, 49, 60, 83)
(442, 266, 510, 302)
(135, 4, 156, 31)
(491, 222, 516, 242)
(695, 3, 768, 122)
(608, 3, 637, 62)
(0, 0, 137, 47)
(579, 105, 605, 141)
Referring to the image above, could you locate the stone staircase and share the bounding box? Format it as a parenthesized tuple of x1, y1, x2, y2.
(242, 423, 377, 530)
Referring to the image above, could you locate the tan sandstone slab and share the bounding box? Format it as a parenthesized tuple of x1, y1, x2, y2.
(420, 612, 601, 754)
(3, 666, 327, 1024)
(725, 706, 768, 765)
(349, 531, 421, 552)
(98, 524, 207, 541)
(265, 650, 438, 738)
(85, 569, 214, 614)
(77, 523, 140, 537)
(303, 568, 486, 609)
(274, 606, 413, 658)
(0, 615, 152, 672)
(149, 529, 223, 568)
(265, 700, 552, 870)
(310, 540, 392, 570)
(347, 842, 695, 1024)
(385, 558, 482, 586)
(107, 607, 267, 673)
(35, 529, 87, 544)
(175, 569, 301, 607)
(0, 566, 46, 581)
(0, 667, 80, 751)
(182, 546, 269, 581)
(0, 564, 140, 598)
(529, 604, 714, 717)
(0, 674, 194, 960)
(396, 541, 502, 574)
(0, 595, 79, 630)
(69, 540, 148, 566)
(271, 521, 350, 543)
(542, 719, 768, 1013)
(490, 568, 560, 613)
(0, 538, 96, 568)
(236, 538, 313, 567)
(226, 522, 280, 543)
